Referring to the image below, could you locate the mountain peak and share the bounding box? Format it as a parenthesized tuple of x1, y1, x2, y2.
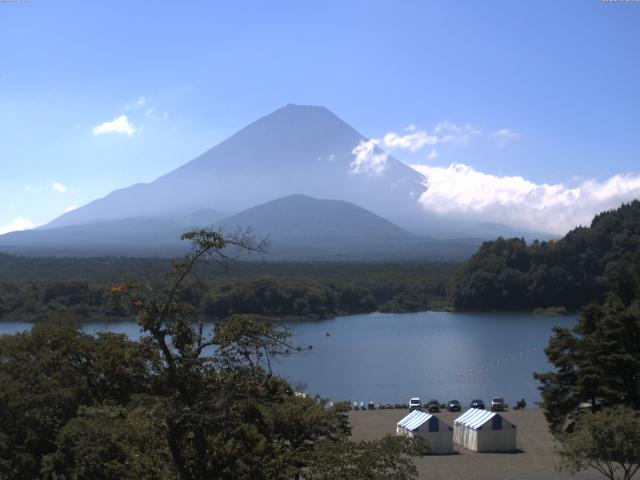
(238, 103, 357, 141)
(272, 103, 336, 121)
(282, 103, 328, 111)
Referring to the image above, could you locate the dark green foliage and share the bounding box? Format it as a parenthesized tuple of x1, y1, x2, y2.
(0, 258, 456, 322)
(204, 277, 340, 319)
(42, 405, 172, 480)
(0, 278, 128, 321)
(535, 252, 640, 434)
(0, 317, 155, 479)
(307, 435, 421, 480)
(451, 201, 640, 310)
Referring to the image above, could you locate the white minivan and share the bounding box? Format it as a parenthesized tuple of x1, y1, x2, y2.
(409, 397, 421, 411)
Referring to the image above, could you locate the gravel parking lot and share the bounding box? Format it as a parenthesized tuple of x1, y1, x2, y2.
(348, 408, 601, 480)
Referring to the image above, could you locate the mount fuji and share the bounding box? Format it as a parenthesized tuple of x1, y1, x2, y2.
(0, 104, 544, 258)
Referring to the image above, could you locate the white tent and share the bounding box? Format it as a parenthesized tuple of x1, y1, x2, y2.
(396, 410, 454, 454)
(453, 408, 517, 452)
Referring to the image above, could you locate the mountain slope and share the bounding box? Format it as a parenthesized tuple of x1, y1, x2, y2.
(44, 104, 426, 231)
(218, 194, 415, 241)
(213, 194, 480, 261)
(0, 210, 223, 256)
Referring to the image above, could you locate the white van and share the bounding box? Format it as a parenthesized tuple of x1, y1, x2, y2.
(409, 397, 421, 411)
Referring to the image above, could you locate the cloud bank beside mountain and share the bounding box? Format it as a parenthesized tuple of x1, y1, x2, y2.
(409, 162, 640, 234)
(0, 217, 34, 235)
(370, 121, 639, 234)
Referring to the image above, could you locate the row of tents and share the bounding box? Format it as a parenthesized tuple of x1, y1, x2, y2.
(396, 408, 517, 454)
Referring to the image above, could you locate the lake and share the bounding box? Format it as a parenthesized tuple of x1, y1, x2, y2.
(0, 311, 576, 407)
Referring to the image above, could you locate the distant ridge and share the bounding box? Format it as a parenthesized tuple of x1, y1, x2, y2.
(0, 195, 480, 260)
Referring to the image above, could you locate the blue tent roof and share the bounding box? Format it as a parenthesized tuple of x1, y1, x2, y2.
(397, 410, 434, 432)
(454, 408, 505, 430)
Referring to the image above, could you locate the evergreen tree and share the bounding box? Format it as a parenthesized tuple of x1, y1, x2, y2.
(535, 253, 640, 433)
(451, 201, 640, 311)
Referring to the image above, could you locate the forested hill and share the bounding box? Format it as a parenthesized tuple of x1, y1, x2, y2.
(0, 257, 456, 322)
(450, 200, 640, 311)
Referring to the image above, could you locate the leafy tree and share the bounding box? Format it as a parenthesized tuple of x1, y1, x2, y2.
(558, 406, 640, 480)
(0, 317, 154, 479)
(110, 228, 422, 479)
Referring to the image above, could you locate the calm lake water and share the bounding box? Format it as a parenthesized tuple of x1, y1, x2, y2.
(0, 311, 577, 407)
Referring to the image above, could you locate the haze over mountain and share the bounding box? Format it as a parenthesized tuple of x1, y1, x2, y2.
(0, 210, 222, 256)
(44, 104, 426, 231)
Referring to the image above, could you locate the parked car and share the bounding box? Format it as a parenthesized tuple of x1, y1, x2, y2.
(447, 399, 462, 412)
(409, 397, 421, 411)
(368, 401, 376, 410)
(491, 397, 505, 411)
(470, 399, 485, 409)
(424, 399, 440, 413)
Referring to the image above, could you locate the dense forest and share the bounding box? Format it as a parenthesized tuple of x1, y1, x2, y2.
(450, 201, 640, 311)
(0, 256, 455, 322)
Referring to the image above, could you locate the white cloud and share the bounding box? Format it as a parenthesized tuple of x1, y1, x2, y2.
(350, 139, 389, 175)
(379, 122, 481, 155)
(433, 122, 481, 145)
(65, 205, 78, 213)
(383, 129, 437, 152)
(0, 217, 34, 235)
(491, 128, 521, 147)
(52, 181, 68, 193)
(93, 115, 136, 136)
(427, 149, 439, 160)
(409, 162, 640, 234)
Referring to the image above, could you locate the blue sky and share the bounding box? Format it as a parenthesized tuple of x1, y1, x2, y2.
(1, 0, 639, 233)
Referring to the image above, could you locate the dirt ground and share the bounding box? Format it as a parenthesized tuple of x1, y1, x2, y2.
(348, 408, 601, 480)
